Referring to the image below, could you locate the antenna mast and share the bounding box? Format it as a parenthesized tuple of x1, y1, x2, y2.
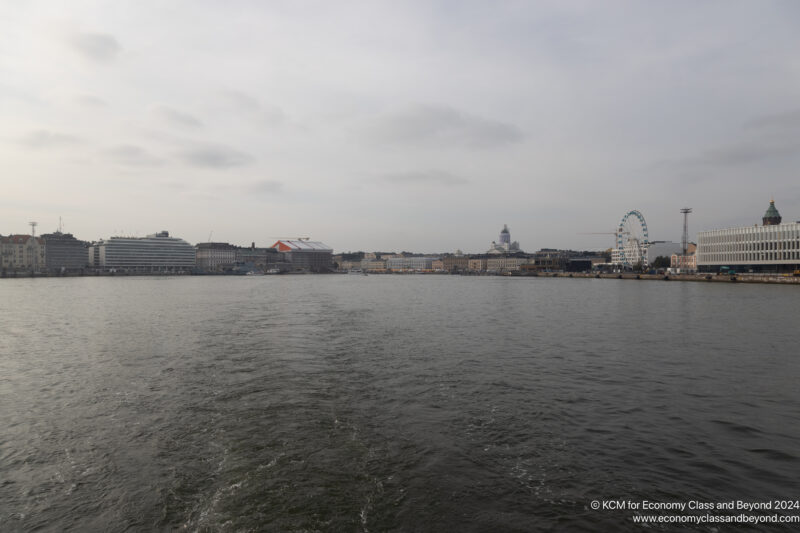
(29, 221, 38, 238)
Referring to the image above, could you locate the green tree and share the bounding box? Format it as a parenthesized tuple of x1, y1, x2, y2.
(651, 256, 671, 269)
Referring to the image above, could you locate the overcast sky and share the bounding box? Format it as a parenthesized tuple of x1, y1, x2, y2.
(2, 1, 799, 253)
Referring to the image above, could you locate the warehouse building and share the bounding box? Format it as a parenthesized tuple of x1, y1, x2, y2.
(271, 239, 333, 272)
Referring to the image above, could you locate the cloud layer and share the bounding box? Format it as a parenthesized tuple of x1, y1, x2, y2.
(69, 32, 121, 63)
(19, 130, 81, 149)
(178, 144, 253, 168)
(364, 104, 524, 149)
(1, 2, 799, 252)
(377, 170, 469, 186)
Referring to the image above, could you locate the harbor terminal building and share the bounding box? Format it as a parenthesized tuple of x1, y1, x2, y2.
(696, 200, 800, 273)
(271, 239, 333, 272)
(89, 231, 196, 273)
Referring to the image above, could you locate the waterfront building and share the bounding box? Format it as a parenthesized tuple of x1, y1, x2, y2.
(486, 255, 528, 273)
(487, 225, 522, 254)
(696, 199, 800, 273)
(196, 242, 237, 271)
(432, 259, 445, 271)
(338, 260, 360, 271)
(566, 256, 607, 272)
(532, 249, 568, 271)
(386, 256, 437, 271)
(89, 244, 100, 268)
(0, 234, 46, 273)
(90, 231, 196, 272)
(442, 255, 470, 272)
(271, 240, 333, 272)
(235, 243, 280, 269)
(468, 258, 488, 271)
(361, 259, 387, 272)
(670, 253, 697, 272)
(42, 232, 89, 272)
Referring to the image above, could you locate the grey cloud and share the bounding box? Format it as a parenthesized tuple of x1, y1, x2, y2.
(219, 91, 285, 125)
(364, 104, 524, 149)
(220, 90, 260, 112)
(744, 109, 800, 131)
(69, 32, 122, 63)
(19, 130, 81, 149)
(247, 180, 284, 194)
(76, 94, 107, 107)
(378, 170, 469, 186)
(656, 137, 800, 174)
(178, 144, 253, 168)
(682, 140, 799, 167)
(258, 107, 285, 126)
(105, 144, 164, 166)
(155, 106, 203, 128)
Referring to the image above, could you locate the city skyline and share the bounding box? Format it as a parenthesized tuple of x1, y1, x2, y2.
(2, 2, 800, 252)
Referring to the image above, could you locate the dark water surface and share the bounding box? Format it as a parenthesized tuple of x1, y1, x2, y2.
(1, 276, 798, 531)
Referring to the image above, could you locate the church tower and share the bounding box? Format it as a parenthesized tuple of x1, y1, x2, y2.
(499, 224, 511, 245)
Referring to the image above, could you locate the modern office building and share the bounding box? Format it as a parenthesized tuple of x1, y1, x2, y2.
(271, 240, 333, 272)
(696, 200, 800, 273)
(89, 231, 196, 272)
(0, 234, 46, 272)
(42, 232, 89, 272)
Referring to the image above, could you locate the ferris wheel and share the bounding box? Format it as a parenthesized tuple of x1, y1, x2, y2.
(617, 210, 649, 267)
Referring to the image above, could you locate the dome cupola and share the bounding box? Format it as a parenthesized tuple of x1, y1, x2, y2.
(762, 199, 782, 226)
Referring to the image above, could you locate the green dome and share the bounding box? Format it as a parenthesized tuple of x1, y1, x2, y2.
(500, 224, 509, 234)
(764, 200, 780, 219)
(762, 199, 782, 226)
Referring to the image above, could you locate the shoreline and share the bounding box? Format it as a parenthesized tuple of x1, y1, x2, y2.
(3, 270, 800, 285)
(513, 271, 800, 285)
